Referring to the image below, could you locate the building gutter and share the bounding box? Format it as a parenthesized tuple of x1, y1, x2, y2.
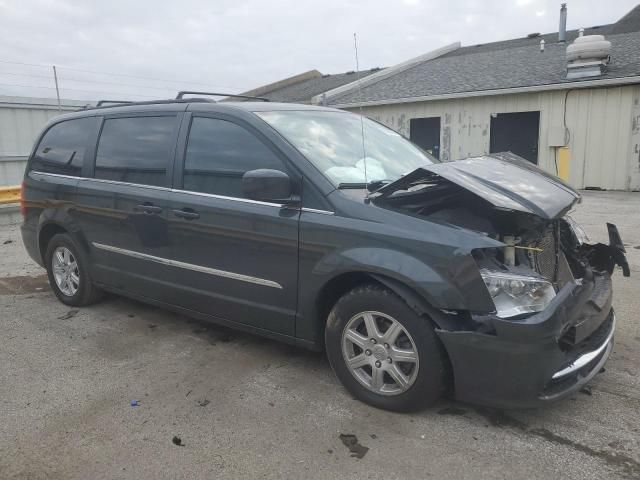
(330, 75, 640, 109)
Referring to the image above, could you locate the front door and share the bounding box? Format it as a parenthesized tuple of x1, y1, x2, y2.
(75, 113, 181, 300)
(165, 114, 299, 335)
(410, 117, 441, 159)
(490, 111, 540, 164)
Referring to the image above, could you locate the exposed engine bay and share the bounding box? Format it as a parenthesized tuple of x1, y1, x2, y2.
(374, 179, 628, 282)
(364, 153, 629, 407)
(371, 156, 630, 321)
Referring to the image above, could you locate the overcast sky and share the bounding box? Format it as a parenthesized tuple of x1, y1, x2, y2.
(0, 0, 637, 101)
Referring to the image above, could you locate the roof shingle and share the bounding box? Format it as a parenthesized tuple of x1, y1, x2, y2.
(329, 6, 640, 106)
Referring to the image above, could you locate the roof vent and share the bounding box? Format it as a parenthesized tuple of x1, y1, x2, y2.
(566, 34, 611, 79)
(559, 3, 567, 42)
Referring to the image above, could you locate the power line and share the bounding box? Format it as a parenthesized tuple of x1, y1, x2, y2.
(59, 65, 240, 90)
(0, 71, 54, 80)
(60, 77, 178, 91)
(0, 70, 183, 92)
(0, 81, 159, 98)
(0, 59, 48, 68)
(0, 58, 240, 90)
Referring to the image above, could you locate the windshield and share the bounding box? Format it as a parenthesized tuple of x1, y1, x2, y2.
(256, 110, 437, 187)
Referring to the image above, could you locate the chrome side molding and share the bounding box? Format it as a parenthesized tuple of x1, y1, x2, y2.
(31, 171, 335, 214)
(30, 171, 82, 181)
(92, 242, 283, 289)
(300, 207, 335, 215)
(170, 187, 284, 208)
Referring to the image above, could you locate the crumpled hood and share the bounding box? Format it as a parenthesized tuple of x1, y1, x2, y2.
(375, 152, 580, 220)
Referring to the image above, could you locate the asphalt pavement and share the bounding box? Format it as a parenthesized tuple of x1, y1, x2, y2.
(1, 190, 639, 479)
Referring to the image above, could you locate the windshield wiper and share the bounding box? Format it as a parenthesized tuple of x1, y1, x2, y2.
(373, 167, 436, 198)
(337, 180, 392, 192)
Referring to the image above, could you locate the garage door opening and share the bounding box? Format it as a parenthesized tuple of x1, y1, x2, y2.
(410, 117, 440, 159)
(489, 111, 540, 164)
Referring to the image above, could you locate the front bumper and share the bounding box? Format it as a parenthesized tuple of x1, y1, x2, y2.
(437, 271, 616, 409)
(541, 310, 614, 400)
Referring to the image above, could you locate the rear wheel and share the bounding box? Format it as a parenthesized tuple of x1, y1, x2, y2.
(45, 233, 102, 306)
(325, 284, 447, 412)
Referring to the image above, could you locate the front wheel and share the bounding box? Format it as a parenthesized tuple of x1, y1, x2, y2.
(325, 284, 447, 412)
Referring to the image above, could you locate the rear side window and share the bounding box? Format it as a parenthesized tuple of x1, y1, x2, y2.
(95, 116, 176, 187)
(183, 117, 285, 198)
(32, 118, 94, 175)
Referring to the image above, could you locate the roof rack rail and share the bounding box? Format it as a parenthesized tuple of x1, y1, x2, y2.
(85, 93, 265, 111)
(87, 98, 218, 110)
(95, 100, 134, 107)
(176, 91, 270, 102)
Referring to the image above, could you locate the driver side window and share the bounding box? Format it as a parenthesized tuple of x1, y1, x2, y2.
(183, 117, 285, 198)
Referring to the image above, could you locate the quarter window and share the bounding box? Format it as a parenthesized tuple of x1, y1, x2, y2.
(32, 117, 94, 175)
(95, 116, 176, 187)
(183, 117, 285, 198)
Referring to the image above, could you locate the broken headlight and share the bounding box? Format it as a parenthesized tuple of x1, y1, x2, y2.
(480, 269, 556, 318)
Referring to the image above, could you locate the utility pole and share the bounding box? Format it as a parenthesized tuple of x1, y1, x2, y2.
(52, 65, 61, 111)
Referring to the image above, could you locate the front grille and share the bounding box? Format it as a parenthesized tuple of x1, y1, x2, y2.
(528, 224, 573, 288)
(531, 226, 557, 280)
(557, 251, 574, 288)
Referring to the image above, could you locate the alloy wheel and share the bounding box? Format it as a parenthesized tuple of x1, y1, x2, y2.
(341, 311, 419, 395)
(52, 246, 80, 296)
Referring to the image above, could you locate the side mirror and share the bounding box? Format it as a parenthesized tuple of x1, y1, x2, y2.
(242, 169, 296, 204)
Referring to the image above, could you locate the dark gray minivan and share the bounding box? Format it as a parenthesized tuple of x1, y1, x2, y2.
(21, 95, 629, 411)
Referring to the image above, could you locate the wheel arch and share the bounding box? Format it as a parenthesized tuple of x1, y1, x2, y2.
(313, 270, 459, 348)
(319, 272, 456, 405)
(315, 271, 375, 342)
(368, 274, 459, 331)
(38, 223, 69, 263)
(38, 221, 90, 264)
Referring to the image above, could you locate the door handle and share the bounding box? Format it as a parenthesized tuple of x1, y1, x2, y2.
(136, 204, 162, 214)
(172, 208, 200, 220)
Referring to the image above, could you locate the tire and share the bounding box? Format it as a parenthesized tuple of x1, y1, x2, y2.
(325, 284, 447, 412)
(44, 233, 102, 306)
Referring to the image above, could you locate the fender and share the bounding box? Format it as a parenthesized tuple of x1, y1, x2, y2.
(369, 273, 460, 330)
(313, 247, 494, 313)
(37, 207, 91, 257)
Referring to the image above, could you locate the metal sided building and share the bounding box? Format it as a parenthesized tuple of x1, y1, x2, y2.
(0, 96, 90, 187)
(318, 5, 640, 191)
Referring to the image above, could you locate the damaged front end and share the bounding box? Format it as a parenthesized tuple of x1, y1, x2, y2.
(373, 153, 630, 408)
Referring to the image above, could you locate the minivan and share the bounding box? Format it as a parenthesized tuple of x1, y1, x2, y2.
(21, 93, 629, 411)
